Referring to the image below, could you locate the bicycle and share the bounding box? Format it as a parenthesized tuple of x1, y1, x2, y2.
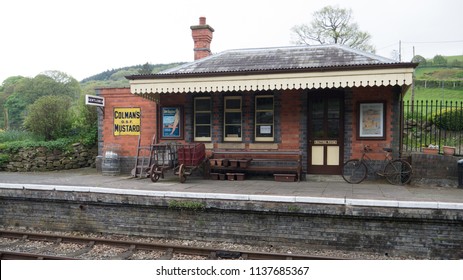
(341, 145, 412, 185)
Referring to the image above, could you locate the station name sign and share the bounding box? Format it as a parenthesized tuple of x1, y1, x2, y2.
(85, 95, 105, 107)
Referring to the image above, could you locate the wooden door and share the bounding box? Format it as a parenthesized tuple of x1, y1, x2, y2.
(307, 92, 344, 174)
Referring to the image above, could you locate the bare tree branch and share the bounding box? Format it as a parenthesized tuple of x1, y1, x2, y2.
(291, 5, 376, 53)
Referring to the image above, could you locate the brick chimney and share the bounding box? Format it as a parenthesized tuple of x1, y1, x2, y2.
(190, 17, 214, 60)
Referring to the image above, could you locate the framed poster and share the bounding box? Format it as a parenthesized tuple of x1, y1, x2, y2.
(358, 102, 385, 139)
(161, 106, 183, 139)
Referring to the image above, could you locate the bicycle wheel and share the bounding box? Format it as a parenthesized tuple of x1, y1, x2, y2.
(342, 159, 367, 184)
(384, 159, 412, 185)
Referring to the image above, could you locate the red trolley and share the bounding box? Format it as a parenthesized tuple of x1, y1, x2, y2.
(149, 143, 206, 183)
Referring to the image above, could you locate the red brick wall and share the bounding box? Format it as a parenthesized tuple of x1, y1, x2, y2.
(99, 88, 156, 157)
(350, 87, 395, 160)
(279, 89, 302, 150)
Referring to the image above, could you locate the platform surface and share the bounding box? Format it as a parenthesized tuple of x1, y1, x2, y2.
(1, 168, 463, 210)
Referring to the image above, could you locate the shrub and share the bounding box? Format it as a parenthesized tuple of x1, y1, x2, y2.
(0, 129, 43, 143)
(0, 153, 9, 168)
(0, 138, 75, 154)
(23, 95, 73, 140)
(433, 108, 463, 131)
(168, 200, 206, 211)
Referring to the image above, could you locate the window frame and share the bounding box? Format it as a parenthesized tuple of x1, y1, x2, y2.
(255, 95, 274, 142)
(223, 96, 242, 142)
(193, 97, 212, 142)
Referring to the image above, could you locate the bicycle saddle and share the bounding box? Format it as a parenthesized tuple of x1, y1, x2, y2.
(383, 148, 393, 152)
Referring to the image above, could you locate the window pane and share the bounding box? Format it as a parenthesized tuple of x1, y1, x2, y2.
(225, 98, 241, 109)
(195, 98, 211, 111)
(256, 125, 273, 137)
(196, 113, 211, 125)
(311, 100, 324, 119)
(311, 119, 324, 138)
(195, 126, 211, 138)
(225, 125, 241, 137)
(327, 120, 339, 138)
(327, 98, 340, 118)
(256, 111, 273, 124)
(225, 112, 241, 125)
(256, 97, 273, 110)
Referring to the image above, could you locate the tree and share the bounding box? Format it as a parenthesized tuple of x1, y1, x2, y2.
(23, 95, 73, 140)
(0, 76, 25, 129)
(138, 62, 154, 75)
(412, 55, 427, 66)
(3, 71, 81, 129)
(291, 6, 375, 53)
(433, 55, 447, 67)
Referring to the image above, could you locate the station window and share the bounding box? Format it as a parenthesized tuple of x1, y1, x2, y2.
(224, 96, 242, 142)
(255, 95, 274, 142)
(194, 97, 211, 141)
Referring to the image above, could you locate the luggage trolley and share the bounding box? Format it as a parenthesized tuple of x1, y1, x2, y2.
(149, 143, 206, 183)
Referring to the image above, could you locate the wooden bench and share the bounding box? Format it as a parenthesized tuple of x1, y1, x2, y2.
(208, 150, 302, 181)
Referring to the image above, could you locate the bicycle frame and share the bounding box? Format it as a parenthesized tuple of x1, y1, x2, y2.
(357, 147, 393, 177)
(342, 145, 412, 185)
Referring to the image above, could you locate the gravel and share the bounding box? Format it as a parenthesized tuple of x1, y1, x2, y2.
(0, 226, 418, 260)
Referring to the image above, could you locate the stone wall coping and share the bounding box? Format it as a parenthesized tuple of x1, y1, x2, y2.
(2, 183, 462, 210)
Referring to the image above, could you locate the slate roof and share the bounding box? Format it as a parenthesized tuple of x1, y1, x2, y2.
(128, 44, 416, 80)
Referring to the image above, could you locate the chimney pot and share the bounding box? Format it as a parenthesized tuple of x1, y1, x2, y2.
(199, 16, 206, 25)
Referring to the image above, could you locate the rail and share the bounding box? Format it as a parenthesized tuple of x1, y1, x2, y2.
(0, 230, 344, 260)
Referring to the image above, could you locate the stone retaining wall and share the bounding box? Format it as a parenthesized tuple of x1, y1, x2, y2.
(1, 189, 462, 259)
(1, 143, 97, 172)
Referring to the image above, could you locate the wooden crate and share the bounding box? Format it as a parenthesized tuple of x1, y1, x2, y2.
(229, 160, 239, 168)
(210, 173, 220, 180)
(226, 173, 245, 181)
(274, 174, 297, 182)
(235, 173, 245, 181)
(238, 159, 251, 168)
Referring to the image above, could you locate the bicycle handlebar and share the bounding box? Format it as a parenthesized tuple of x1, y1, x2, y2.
(363, 145, 372, 152)
(363, 145, 393, 154)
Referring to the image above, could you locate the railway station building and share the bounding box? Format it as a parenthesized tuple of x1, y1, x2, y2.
(96, 17, 417, 178)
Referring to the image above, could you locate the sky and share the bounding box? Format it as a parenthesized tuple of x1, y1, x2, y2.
(1, 0, 462, 84)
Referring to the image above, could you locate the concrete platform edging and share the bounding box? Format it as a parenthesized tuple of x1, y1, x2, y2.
(2, 183, 463, 210)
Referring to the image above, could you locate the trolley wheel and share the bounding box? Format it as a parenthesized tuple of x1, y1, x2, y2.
(342, 159, 367, 184)
(178, 164, 187, 183)
(384, 159, 412, 185)
(150, 165, 161, 183)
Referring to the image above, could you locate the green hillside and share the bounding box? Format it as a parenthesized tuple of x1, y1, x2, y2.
(80, 62, 185, 88)
(405, 54, 463, 102)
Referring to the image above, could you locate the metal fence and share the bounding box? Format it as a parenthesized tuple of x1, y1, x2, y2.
(403, 100, 463, 156)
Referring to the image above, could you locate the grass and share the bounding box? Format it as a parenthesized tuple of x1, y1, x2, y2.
(0, 130, 43, 143)
(404, 87, 463, 103)
(415, 67, 463, 80)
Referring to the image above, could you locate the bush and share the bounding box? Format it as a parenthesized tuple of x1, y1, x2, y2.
(0, 138, 75, 154)
(0, 129, 43, 143)
(0, 153, 9, 168)
(23, 95, 73, 140)
(433, 108, 463, 131)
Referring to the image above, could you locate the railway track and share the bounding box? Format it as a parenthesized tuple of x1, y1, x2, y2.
(0, 230, 344, 260)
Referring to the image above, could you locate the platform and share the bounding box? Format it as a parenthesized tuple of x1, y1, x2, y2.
(1, 168, 462, 210)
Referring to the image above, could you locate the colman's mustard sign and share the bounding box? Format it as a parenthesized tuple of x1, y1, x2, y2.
(113, 108, 141, 136)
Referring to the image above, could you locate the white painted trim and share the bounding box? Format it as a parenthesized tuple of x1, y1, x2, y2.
(130, 68, 415, 94)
